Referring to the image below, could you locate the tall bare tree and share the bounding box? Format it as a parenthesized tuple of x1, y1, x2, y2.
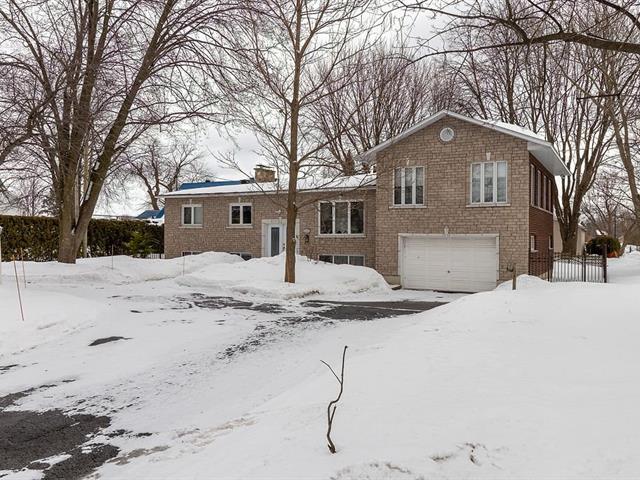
(440, 27, 613, 253)
(403, 0, 640, 56)
(582, 168, 636, 241)
(311, 43, 435, 172)
(218, 0, 381, 283)
(123, 134, 213, 210)
(0, 0, 230, 262)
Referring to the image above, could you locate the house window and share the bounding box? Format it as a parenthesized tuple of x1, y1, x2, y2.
(394, 167, 424, 205)
(471, 161, 508, 204)
(537, 170, 542, 207)
(530, 165, 535, 205)
(229, 252, 252, 260)
(182, 205, 203, 226)
(230, 203, 252, 225)
(319, 254, 365, 266)
(530, 234, 537, 252)
(319, 201, 364, 235)
(181, 251, 202, 256)
(549, 236, 553, 250)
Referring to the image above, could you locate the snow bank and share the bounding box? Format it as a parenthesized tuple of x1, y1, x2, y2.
(608, 251, 640, 284)
(495, 274, 553, 291)
(0, 287, 102, 354)
(178, 253, 390, 299)
(146, 280, 640, 479)
(0, 252, 243, 286)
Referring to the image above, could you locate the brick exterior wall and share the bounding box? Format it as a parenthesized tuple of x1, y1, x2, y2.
(529, 154, 554, 254)
(163, 115, 555, 287)
(373, 116, 531, 283)
(164, 188, 377, 267)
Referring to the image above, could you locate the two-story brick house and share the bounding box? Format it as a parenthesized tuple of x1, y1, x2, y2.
(162, 111, 569, 292)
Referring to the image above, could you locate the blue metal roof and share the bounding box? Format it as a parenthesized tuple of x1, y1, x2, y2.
(178, 179, 253, 190)
(136, 209, 163, 220)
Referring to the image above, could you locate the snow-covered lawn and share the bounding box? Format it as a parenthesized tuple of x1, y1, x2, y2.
(1, 252, 639, 479)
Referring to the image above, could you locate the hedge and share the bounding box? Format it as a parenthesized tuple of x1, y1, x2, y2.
(0, 214, 163, 261)
(585, 235, 621, 257)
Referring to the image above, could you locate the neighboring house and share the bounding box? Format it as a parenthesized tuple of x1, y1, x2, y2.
(162, 111, 569, 292)
(136, 209, 164, 223)
(553, 219, 588, 253)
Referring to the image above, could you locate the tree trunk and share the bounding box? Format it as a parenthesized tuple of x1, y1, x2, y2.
(561, 229, 578, 255)
(559, 214, 578, 255)
(284, 185, 297, 283)
(57, 177, 79, 263)
(284, 0, 302, 284)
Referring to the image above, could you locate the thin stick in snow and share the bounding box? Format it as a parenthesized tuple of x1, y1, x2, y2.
(20, 248, 26, 288)
(111, 245, 114, 270)
(321, 345, 348, 454)
(13, 257, 25, 322)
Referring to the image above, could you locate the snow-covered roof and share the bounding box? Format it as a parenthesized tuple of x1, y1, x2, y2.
(161, 173, 376, 197)
(360, 110, 571, 177)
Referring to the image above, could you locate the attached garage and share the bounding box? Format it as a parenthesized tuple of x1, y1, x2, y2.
(399, 234, 499, 292)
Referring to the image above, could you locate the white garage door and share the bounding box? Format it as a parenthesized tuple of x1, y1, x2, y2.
(400, 235, 498, 292)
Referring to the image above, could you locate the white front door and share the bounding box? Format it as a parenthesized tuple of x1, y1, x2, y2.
(266, 223, 285, 257)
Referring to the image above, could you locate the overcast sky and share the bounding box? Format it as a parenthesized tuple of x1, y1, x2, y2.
(100, 8, 435, 216)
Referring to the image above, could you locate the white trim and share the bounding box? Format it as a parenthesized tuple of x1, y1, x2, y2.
(181, 204, 203, 226)
(392, 166, 425, 206)
(317, 199, 365, 236)
(229, 202, 252, 226)
(261, 219, 300, 256)
(470, 161, 508, 205)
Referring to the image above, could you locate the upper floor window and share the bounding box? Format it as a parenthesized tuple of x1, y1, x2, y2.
(394, 167, 424, 205)
(230, 203, 252, 225)
(471, 161, 507, 204)
(319, 200, 364, 235)
(182, 204, 203, 226)
(531, 165, 553, 212)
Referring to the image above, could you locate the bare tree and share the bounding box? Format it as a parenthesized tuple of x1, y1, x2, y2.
(440, 28, 613, 253)
(311, 43, 435, 172)
(582, 169, 636, 241)
(403, 0, 640, 56)
(597, 50, 640, 229)
(123, 134, 213, 210)
(0, 0, 230, 262)
(321, 345, 347, 454)
(0, 65, 44, 166)
(218, 0, 382, 283)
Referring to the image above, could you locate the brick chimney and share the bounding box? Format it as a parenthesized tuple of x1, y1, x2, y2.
(254, 164, 276, 183)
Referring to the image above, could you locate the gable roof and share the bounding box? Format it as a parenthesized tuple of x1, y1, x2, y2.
(360, 110, 571, 176)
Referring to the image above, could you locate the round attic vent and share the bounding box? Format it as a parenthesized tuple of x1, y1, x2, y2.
(439, 127, 455, 142)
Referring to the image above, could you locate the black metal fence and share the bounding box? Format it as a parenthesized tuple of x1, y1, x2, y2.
(529, 251, 608, 283)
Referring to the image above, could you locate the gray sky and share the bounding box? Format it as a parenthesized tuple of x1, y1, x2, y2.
(101, 8, 435, 216)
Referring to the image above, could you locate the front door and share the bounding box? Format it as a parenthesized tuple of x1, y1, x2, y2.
(267, 223, 285, 256)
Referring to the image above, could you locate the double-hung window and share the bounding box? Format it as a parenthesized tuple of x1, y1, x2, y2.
(394, 167, 424, 205)
(182, 204, 203, 226)
(230, 203, 252, 226)
(319, 200, 364, 235)
(471, 161, 508, 204)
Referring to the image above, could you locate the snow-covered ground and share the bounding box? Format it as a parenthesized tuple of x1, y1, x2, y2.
(1, 252, 639, 479)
